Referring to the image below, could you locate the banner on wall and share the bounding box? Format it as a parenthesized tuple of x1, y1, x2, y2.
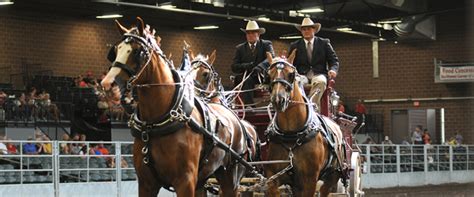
(434, 59, 474, 83)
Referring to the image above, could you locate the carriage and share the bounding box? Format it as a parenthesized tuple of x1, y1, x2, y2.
(227, 79, 365, 197)
(102, 17, 363, 197)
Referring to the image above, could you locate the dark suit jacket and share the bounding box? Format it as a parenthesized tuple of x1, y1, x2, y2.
(289, 36, 339, 76)
(231, 39, 275, 74)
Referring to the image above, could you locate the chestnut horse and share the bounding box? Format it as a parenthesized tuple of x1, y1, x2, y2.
(264, 51, 347, 196)
(189, 51, 260, 162)
(101, 17, 255, 197)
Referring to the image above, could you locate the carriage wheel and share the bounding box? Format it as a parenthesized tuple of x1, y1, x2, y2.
(349, 152, 364, 197)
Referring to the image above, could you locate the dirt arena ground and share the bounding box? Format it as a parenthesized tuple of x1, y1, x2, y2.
(364, 183, 474, 197)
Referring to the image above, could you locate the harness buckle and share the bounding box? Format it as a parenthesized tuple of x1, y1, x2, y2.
(142, 146, 149, 155)
(141, 131, 149, 142)
(143, 157, 149, 164)
(170, 107, 190, 122)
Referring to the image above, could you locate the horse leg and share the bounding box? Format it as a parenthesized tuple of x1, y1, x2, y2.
(137, 178, 161, 197)
(318, 173, 340, 197)
(291, 177, 318, 197)
(214, 164, 245, 197)
(174, 172, 198, 197)
(195, 187, 207, 197)
(264, 170, 281, 197)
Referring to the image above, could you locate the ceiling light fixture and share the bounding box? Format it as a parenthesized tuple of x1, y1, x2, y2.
(336, 27, 352, 32)
(378, 20, 402, 24)
(0, 0, 14, 5)
(96, 14, 123, 19)
(193, 25, 219, 30)
(279, 35, 302, 40)
(257, 16, 270, 21)
(298, 7, 324, 13)
(159, 2, 176, 9)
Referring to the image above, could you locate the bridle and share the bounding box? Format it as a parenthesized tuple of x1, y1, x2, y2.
(107, 31, 175, 91)
(267, 60, 297, 92)
(190, 59, 220, 98)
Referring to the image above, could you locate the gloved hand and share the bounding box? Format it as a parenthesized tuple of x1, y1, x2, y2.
(251, 63, 265, 77)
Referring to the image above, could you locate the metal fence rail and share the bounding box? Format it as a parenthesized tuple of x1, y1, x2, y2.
(359, 144, 474, 188)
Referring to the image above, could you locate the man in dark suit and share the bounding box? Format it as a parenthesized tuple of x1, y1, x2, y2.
(231, 20, 275, 106)
(289, 17, 340, 112)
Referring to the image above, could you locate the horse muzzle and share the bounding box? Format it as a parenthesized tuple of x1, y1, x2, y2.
(271, 93, 290, 112)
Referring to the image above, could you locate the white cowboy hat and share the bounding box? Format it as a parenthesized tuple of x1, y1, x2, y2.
(240, 20, 266, 34)
(295, 17, 321, 33)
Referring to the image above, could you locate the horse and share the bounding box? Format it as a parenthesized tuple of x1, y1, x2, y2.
(263, 51, 347, 196)
(189, 51, 260, 162)
(101, 17, 256, 197)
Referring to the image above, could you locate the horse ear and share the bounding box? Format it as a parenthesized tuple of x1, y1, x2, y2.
(266, 52, 273, 65)
(208, 50, 217, 65)
(136, 17, 145, 36)
(287, 49, 297, 65)
(189, 49, 195, 60)
(114, 20, 128, 35)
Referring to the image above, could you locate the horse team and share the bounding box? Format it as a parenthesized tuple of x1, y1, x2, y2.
(101, 17, 348, 197)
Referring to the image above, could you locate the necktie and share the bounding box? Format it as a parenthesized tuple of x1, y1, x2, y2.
(307, 41, 313, 62)
(250, 44, 255, 53)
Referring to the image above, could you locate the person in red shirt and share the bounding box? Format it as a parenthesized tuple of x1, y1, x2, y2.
(354, 99, 367, 131)
(355, 99, 367, 115)
(97, 143, 109, 155)
(6, 141, 18, 154)
(338, 100, 345, 113)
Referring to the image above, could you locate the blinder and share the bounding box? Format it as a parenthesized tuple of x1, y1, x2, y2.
(107, 33, 152, 77)
(266, 60, 297, 92)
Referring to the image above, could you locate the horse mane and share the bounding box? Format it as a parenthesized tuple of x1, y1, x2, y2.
(192, 54, 209, 63)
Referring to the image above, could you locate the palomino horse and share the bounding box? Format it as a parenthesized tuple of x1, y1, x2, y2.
(101, 17, 256, 196)
(189, 51, 260, 162)
(264, 51, 347, 196)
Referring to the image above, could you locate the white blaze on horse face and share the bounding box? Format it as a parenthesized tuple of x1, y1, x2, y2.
(101, 42, 133, 91)
(115, 42, 133, 65)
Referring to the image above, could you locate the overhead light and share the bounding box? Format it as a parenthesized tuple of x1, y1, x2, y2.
(257, 16, 270, 21)
(159, 2, 176, 9)
(378, 20, 402, 24)
(0, 0, 14, 5)
(96, 14, 123, 19)
(378, 37, 386, 41)
(337, 27, 352, 32)
(298, 7, 324, 13)
(279, 35, 302, 40)
(193, 25, 219, 30)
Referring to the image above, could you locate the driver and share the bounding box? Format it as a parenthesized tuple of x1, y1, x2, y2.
(288, 17, 340, 112)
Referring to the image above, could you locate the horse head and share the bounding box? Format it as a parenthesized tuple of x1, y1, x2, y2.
(101, 17, 157, 93)
(190, 50, 220, 96)
(266, 49, 298, 112)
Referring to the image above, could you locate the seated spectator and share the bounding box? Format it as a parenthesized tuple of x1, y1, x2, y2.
(23, 138, 38, 154)
(382, 136, 393, 145)
(6, 139, 18, 154)
(108, 85, 124, 121)
(455, 131, 463, 145)
(0, 136, 7, 155)
(338, 100, 345, 113)
(411, 125, 423, 144)
(422, 129, 431, 145)
(0, 90, 7, 108)
(382, 136, 394, 153)
(362, 137, 380, 153)
(37, 135, 52, 154)
(60, 134, 71, 154)
(69, 134, 83, 155)
(37, 90, 59, 121)
(97, 143, 109, 155)
(89, 144, 102, 155)
(108, 157, 129, 168)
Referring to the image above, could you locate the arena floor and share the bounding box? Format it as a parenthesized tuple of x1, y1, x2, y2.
(364, 183, 474, 197)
